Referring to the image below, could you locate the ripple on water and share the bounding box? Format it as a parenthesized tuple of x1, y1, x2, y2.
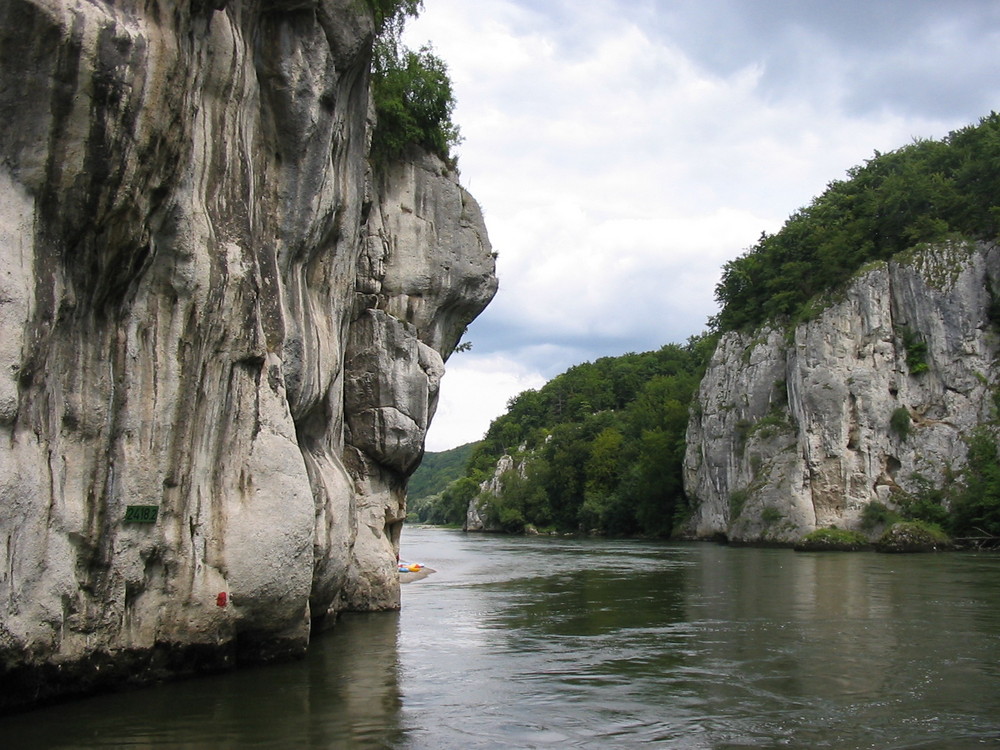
(2, 530, 997, 749)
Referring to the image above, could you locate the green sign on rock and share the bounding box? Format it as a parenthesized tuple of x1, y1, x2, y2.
(124, 505, 159, 523)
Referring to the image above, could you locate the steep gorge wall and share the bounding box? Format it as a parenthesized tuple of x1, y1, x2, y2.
(0, 0, 496, 708)
(684, 242, 999, 543)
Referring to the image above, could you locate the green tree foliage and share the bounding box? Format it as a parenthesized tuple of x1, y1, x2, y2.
(491, 467, 550, 533)
(950, 426, 1000, 537)
(714, 112, 1000, 333)
(860, 501, 901, 530)
(407, 441, 480, 526)
(464, 335, 718, 536)
(408, 476, 479, 526)
(364, 0, 422, 30)
(407, 442, 478, 501)
(882, 425, 1000, 540)
(899, 327, 930, 374)
(371, 15, 461, 166)
(890, 407, 912, 440)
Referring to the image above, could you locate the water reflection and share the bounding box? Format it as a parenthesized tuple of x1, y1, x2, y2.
(300, 612, 405, 747)
(2, 529, 999, 749)
(397, 530, 1000, 749)
(670, 546, 1000, 746)
(2, 611, 405, 749)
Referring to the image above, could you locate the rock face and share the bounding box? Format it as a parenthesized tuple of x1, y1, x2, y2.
(0, 0, 496, 708)
(464, 454, 514, 532)
(684, 241, 999, 543)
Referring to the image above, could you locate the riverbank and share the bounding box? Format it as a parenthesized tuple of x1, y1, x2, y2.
(453, 523, 1000, 553)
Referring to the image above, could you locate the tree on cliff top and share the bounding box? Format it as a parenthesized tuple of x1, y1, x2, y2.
(370, 7, 461, 166)
(365, 0, 422, 30)
(713, 112, 1000, 333)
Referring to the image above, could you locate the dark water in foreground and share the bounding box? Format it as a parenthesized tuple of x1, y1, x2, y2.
(3, 527, 1000, 748)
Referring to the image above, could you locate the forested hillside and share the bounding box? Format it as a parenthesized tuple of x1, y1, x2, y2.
(453, 337, 717, 536)
(713, 112, 1000, 332)
(407, 442, 478, 524)
(409, 442, 477, 500)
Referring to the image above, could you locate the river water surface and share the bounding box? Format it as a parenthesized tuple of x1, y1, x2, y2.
(3, 526, 1000, 748)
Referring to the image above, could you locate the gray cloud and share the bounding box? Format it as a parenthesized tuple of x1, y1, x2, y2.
(645, 0, 1000, 118)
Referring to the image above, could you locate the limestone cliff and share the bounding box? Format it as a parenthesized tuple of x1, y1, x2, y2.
(0, 0, 496, 708)
(464, 454, 514, 532)
(684, 241, 998, 543)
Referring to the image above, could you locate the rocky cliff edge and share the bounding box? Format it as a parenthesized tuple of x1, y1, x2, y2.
(684, 241, 998, 544)
(0, 0, 496, 709)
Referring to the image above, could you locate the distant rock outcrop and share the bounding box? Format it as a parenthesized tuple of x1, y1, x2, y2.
(683, 241, 999, 543)
(0, 0, 496, 709)
(464, 454, 515, 532)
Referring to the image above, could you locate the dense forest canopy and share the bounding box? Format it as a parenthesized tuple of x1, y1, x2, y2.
(713, 112, 1000, 333)
(416, 336, 718, 535)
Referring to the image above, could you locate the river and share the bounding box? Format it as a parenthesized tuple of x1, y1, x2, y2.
(3, 526, 999, 748)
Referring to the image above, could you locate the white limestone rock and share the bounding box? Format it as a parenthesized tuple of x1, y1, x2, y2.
(0, 0, 496, 707)
(684, 241, 999, 544)
(465, 454, 517, 532)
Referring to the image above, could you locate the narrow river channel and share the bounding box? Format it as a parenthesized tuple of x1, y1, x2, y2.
(3, 526, 999, 748)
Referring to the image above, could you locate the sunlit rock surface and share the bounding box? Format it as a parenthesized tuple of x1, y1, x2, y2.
(684, 242, 999, 543)
(0, 0, 496, 708)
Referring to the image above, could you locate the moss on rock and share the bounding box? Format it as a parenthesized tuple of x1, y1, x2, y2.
(875, 521, 953, 552)
(794, 527, 871, 551)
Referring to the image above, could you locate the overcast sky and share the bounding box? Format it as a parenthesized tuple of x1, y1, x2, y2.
(404, 0, 1000, 452)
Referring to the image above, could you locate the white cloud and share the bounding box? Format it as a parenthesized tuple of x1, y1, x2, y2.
(425, 353, 547, 452)
(403, 0, 998, 450)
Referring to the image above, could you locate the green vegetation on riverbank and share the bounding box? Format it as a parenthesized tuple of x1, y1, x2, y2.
(875, 520, 954, 552)
(409, 442, 477, 501)
(882, 425, 1000, 541)
(452, 336, 717, 536)
(407, 443, 479, 524)
(795, 528, 870, 551)
(408, 114, 1000, 547)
